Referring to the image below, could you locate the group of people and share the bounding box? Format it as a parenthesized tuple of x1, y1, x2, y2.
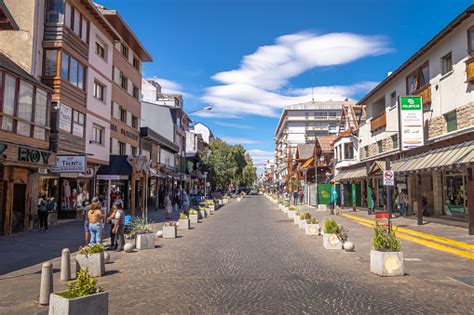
(164, 189, 191, 219)
(81, 197, 126, 252)
(37, 196, 57, 232)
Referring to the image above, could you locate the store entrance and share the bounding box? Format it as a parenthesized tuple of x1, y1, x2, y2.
(12, 183, 26, 233)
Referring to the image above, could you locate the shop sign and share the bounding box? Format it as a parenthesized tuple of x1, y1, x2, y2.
(383, 170, 395, 186)
(97, 175, 128, 180)
(52, 156, 86, 173)
(400, 96, 424, 151)
(18, 147, 51, 164)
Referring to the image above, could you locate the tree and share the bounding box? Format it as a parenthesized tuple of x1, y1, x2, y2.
(241, 154, 257, 187)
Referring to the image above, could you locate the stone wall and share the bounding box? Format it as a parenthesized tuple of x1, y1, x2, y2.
(427, 102, 474, 139)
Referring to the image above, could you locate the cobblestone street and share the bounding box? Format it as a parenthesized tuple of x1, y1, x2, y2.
(1, 196, 473, 314)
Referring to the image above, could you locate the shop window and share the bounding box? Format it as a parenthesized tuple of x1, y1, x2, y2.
(44, 50, 58, 77)
(2, 74, 16, 132)
(72, 111, 85, 137)
(441, 52, 452, 75)
(391, 134, 398, 149)
(406, 63, 429, 94)
(45, 0, 64, 24)
(34, 89, 48, 140)
(377, 140, 383, 153)
(132, 85, 139, 99)
(119, 141, 126, 155)
(17, 81, 33, 137)
(92, 124, 104, 144)
(93, 81, 105, 102)
(444, 172, 466, 216)
(120, 108, 127, 123)
(445, 111, 457, 132)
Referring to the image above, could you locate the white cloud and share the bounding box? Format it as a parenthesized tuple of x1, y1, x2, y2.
(215, 122, 253, 129)
(247, 149, 275, 173)
(221, 137, 260, 145)
(202, 31, 389, 118)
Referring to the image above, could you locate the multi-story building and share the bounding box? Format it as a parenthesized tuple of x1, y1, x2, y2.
(274, 101, 354, 185)
(335, 5, 474, 233)
(95, 4, 152, 214)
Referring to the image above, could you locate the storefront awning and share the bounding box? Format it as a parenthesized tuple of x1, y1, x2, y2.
(334, 167, 367, 182)
(393, 140, 474, 173)
(301, 157, 315, 169)
(97, 155, 132, 178)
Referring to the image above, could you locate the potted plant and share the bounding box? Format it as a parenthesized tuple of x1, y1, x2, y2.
(294, 211, 302, 225)
(131, 217, 156, 250)
(49, 268, 107, 315)
(282, 200, 289, 213)
(370, 224, 404, 277)
(75, 244, 105, 277)
(162, 222, 177, 239)
(299, 213, 311, 229)
(205, 200, 215, 214)
(322, 219, 343, 250)
(305, 218, 320, 236)
(288, 206, 297, 219)
(189, 209, 199, 224)
(178, 213, 190, 230)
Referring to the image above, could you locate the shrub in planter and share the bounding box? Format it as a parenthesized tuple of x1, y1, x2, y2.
(189, 209, 199, 224)
(198, 206, 207, 219)
(49, 268, 107, 315)
(288, 206, 297, 219)
(131, 217, 155, 250)
(205, 200, 215, 214)
(162, 222, 177, 239)
(370, 224, 404, 277)
(305, 218, 320, 236)
(299, 213, 311, 229)
(75, 244, 105, 277)
(322, 219, 343, 250)
(178, 213, 190, 230)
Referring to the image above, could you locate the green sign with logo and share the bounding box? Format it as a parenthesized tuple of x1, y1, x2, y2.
(400, 96, 422, 110)
(399, 96, 424, 151)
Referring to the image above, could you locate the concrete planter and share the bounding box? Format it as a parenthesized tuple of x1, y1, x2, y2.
(293, 216, 300, 225)
(223, 198, 229, 205)
(136, 233, 156, 250)
(75, 252, 104, 277)
(298, 219, 306, 229)
(370, 250, 404, 277)
(288, 211, 296, 219)
(189, 214, 199, 224)
(178, 218, 190, 230)
(199, 210, 207, 219)
(218, 200, 223, 206)
(283, 207, 289, 213)
(49, 291, 108, 315)
(162, 225, 177, 239)
(305, 224, 320, 236)
(323, 233, 343, 250)
(206, 206, 215, 215)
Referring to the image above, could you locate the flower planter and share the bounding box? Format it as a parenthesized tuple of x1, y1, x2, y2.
(323, 233, 343, 250)
(199, 210, 206, 219)
(298, 219, 306, 229)
(283, 207, 289, 214)
(293, 216, 300, 225)
(370, 250, 404, 277)
(288, 211, 296, 219)
(206, 206, 215, 215)
(178, 218, 190, 230)
(305, 224, 320, 236)
(49, 291, 108, 315)
(189, 214, 199, 224)
(75, 252, 105, 277)
(162, 225, 177, 239)
(136, 232, 156, 250)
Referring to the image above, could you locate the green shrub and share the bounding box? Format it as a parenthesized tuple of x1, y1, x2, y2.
(307, 218, 319, 224)
(179, 213, 188, 220)
(79, 244, 103, 256)
(130, 217, 153, 234)
(373, 224, 401, 252)
(323, 219, 340, 234)
(288, 206, 296, 211)
(189, 209, 198, 215)
(58, 268, 103, 299)
(205, 200, 215, 206)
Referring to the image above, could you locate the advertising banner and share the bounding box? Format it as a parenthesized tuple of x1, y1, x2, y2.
(400, 96, 424, 151)
(52, 156, 86, 173)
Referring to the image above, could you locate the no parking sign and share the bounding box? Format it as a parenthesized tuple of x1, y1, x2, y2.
(383, 170, 395, 186)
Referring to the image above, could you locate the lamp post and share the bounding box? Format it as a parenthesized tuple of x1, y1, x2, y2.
(203, 171, 208, 199)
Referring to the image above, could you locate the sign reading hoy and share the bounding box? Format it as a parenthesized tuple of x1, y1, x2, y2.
(52, 156, 86, 173)
(18, 147, 51, 164)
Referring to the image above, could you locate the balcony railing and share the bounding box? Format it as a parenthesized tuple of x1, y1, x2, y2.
(414, 84, 432, 105)
(370, 111, 386, 132)
(466, 56, 474, 83)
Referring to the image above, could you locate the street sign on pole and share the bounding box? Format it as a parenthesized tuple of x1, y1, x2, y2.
(383, 170, 395, 186)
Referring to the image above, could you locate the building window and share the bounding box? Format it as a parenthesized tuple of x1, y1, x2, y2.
(92, 125, 104, 144)
(391, 134, 398, 149)
(132, 85, 139, 99)
(131, 115, 138, 129)
(93, 81, 105, 102)
(34, 89, 48, 140)
(95, 41, 106, 60)
(445, 111, 457, 133)
(120, 72, 128, 90)
(119, 141, 126, 155)
(17, 81, 34, 137)
(390, 91, 397, 107)
(72, 110, 85, 137)
(344, 142, 354, 159)
(377, 140, 383, 153)
(44, 50, 58, 77)
(61, 52, 85, 89)
(364, 145, 369, 158)
(406, 63, 429, 94)
(45, 0, 64, 24)
(131, 146, 138, 156)
(121, 44, 129, 59)
(133, 57, 140, 70)
(444, 171, 466, 216)
(441, 52, 452, 75)
(120, 108, 127, 123)
(2, 74, 16, 132)
(468, 27, 474, 55)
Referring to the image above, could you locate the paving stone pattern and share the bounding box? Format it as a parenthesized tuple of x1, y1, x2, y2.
(0, 196, 473, 314)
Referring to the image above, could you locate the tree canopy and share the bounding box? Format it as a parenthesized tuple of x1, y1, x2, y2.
(201, 139, 257, 191)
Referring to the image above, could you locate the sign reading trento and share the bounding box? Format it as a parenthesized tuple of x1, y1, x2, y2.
(52, 156, 86, 173)
(400, 96, 424, 151)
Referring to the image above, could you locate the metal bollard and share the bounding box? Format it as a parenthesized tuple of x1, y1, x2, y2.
(60, 248, 71, 281)
(39, 262, 53, 306)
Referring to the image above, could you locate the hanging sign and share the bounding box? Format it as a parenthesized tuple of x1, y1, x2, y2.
(399, 96, 424, 151)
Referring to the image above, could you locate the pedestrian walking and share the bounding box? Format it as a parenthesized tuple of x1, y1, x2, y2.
(107, 204, 118, 250)
(398, 190, 408, 217)
(165, 193, 172, 220)
(293, 190, 299, 206)
(88, 203, 104, 245)
(299, 191, 304, 204)
(182, 191, 190, 215)
(330, 183, 338, 212)
(37, 196, 48, 232)
(112, 201, 125, 252)
(369, 188, 376, 215)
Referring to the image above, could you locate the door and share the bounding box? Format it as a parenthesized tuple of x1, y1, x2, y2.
(12, 183, 26, 233)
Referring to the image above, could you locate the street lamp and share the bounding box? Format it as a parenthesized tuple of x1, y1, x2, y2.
(187, 106, 212, 115)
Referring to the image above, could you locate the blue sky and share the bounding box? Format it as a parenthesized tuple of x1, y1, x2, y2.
(99, 0, 472, 171)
